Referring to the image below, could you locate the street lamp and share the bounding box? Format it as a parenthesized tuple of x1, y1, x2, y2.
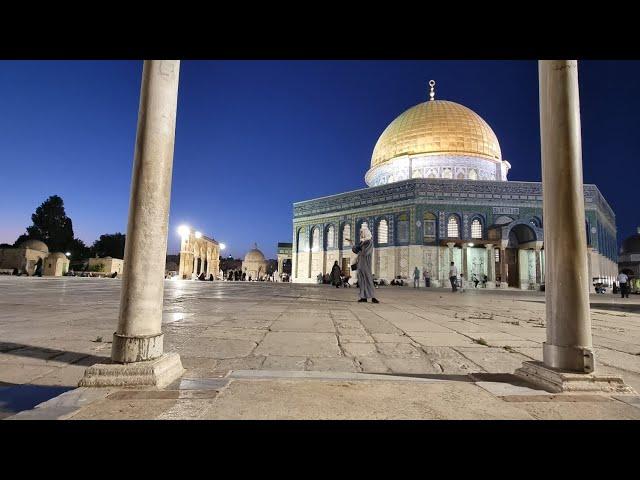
(177, 225, 190, 238)
(220, 243, 226, 250)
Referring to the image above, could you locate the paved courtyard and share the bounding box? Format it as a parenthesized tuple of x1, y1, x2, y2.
(2, 276, 640, 419)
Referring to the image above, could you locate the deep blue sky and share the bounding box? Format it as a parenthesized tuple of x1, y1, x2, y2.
(0, 61, 637, 258)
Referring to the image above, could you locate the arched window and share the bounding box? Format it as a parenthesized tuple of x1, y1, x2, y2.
(296, 228, 306, 253)
(447, 216, 460, 238)
(397, 214, 409, 243)
(326, 225, 335, 249)
(311, 227, 320, 252)
(342, 224, 351, 248)
(471, 219, 482, 239)
(468, 169, 478, 180)
(423, 212, 436, 244)
(456, 172, 465, 180)
(377, 219, 388, 245)
(442, 168, 452, 179)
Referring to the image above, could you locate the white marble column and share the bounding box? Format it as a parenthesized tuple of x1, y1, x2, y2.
(537, 60, 593, 372)
(446, 242, 455, 283)
(485, 244, 495, 282)
(111, 60, 182, 365)
(461, 244, 468, 286)
(515, 61, 631, 393)
(81, 61, 185, 388)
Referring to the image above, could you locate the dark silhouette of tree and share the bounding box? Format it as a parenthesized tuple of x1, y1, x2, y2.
(14, 195, 75, 252)
(69, 238, 91, 260)
(91, 233, 126, 259)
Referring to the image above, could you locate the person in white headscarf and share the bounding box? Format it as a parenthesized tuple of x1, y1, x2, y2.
(351, 223, 379, 303)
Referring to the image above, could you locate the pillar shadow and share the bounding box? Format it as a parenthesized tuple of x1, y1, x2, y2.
(589, 303, 640, 314)
(0, 341, 110, 366)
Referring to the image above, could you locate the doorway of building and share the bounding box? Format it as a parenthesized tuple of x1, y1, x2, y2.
(505, 223, 538, 289)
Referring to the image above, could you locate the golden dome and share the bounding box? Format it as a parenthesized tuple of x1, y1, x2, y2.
(371, 100, 502, 168)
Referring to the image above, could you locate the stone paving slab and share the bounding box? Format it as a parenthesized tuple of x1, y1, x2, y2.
(1, 277, 640, 419)
(198, 379, 536, 420)
(254, 332, 341, 357)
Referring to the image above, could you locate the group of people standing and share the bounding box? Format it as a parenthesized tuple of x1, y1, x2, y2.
(412, 267, 431, 288)
(447, 262, 487, 292)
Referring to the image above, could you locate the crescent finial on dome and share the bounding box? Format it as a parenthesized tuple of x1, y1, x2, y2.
(429, 80, 436, 101)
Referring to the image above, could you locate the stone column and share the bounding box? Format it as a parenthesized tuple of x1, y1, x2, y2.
(515, 60, 631, 393)
(446, 242, 455, 283)
(485, 244, 495, 282)
(461, 244, 468, 286)
(539, 60, 592, 372)
(535, 247, 542, 284)
(500, 245, 507, 287)
(80, 60, 184, 388)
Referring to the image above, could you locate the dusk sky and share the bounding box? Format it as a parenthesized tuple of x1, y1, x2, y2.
(0, 60, 637, 259)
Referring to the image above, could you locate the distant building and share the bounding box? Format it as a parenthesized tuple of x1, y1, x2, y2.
(242, 243, 268, 280)
(0, 239, 69, 276)
(88, 257, 124, 275)
(44, 252, 71, 277)
(178, 228, 220, 279)
(292, 84, 618, 289)
(619, 227, 640, 280)
(277, 242, 292, 275)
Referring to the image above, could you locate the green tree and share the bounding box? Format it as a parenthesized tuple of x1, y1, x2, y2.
(91, 233, 126, 259)
(14, 195, 74, 252)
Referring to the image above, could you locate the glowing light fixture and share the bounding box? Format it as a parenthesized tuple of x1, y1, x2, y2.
(65, 252, 71, 257)
(220, 243, 226, 250)
(178, 225, 190, 238)
(195, 231, 202, 239)
(467, 243, 474, 247)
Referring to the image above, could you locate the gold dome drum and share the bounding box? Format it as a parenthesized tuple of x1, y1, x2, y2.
(371, 100, 502, 168)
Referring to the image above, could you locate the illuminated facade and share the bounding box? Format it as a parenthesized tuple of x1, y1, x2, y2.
(292, 83, 618, 289)
(178, 229, 220, 279)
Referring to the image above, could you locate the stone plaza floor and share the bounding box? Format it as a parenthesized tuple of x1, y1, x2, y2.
(2, 276, 640, 419)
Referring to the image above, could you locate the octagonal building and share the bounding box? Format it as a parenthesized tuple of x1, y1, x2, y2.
(291, 85, 618, 289)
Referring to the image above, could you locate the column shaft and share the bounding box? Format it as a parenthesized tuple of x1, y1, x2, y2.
(112, 60, 180, 363)
(539, 60, 593, 372)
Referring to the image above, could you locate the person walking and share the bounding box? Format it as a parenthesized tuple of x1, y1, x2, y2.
(423, 269, 431, 288)
(351, 224, 379, 303)
(413, 266, 420, 288)
(618, 272, 630, 298)
(329, 260, 342, 288)
(472, 273, 479, 288)
(449, 261, 458, 292)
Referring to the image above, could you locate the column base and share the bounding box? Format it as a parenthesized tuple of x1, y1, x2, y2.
(78, 352, 185, 388)
(514, 361, 635, 394)
(111, 331, 164, 363)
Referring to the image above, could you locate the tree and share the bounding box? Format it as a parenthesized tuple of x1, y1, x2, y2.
(14, 195, 74, 252)
(69, 238, 91, 260)
(91, 233, 126, 259)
